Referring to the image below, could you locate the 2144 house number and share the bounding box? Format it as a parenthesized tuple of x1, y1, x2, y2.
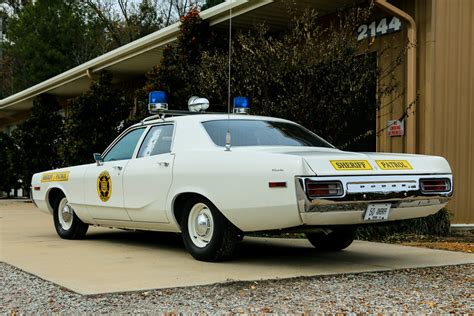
(357, 16, 402, 41)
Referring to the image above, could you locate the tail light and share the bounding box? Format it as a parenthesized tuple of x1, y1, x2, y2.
(420, 178, 451, 193)
(305, 180, 343, 198)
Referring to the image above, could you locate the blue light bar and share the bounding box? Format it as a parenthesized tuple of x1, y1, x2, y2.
(233, 97, 250, 114)
(234, 96, 249, 108)
(149, 91, 168, 104)
(148, 91, 168, 114)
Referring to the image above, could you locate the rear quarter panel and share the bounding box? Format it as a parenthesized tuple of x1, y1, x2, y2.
(167, 150, 313, 232)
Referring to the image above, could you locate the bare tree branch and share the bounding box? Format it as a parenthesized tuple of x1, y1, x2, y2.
(117, 0, 134, 42)
(165, 0, 173, 26)
(85, 0, 123, 47)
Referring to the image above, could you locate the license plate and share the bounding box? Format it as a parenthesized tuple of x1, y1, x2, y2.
(364, 203, 391, 221)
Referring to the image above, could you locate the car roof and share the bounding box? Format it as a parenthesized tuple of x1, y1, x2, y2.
(133, 113, 295, 128)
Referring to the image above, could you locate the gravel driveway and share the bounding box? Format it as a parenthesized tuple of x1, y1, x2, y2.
(1, 262, 472, 314)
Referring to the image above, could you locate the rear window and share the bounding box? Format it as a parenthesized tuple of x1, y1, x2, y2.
(202, 120, 333, 148)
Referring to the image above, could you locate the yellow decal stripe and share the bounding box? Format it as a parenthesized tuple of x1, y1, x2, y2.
(41, 171, 70, 182)
(330, 160, 373, 171)
(376, 160, 413, 170)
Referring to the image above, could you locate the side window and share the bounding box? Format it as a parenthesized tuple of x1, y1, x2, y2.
(103, 128, 145, 162)
(137, 125, 174, 158)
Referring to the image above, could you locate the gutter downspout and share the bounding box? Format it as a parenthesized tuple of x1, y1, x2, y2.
(375, 0, 417, 153)
(86, 68, 94, 80)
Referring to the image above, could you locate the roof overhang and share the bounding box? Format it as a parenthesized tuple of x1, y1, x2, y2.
(0, 0, 360, 127)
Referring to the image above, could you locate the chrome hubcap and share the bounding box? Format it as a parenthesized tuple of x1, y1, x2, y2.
(62, 205, 72, 222)
(188, 203, 214, 248)
(58, 198, 74, 230)
(195, 213, 211, 237)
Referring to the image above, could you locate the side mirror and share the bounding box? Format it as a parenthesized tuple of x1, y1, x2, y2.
(93, 153, 104, 166)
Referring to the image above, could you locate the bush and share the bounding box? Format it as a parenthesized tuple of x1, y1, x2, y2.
(12, 94, 64, 192)
(356, 209, 452, 241)
(0, 132, 20, 196)
(195, 6, 384, 149)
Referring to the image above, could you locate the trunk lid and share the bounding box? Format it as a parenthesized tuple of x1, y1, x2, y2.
(302, 151, 451, 175)
(241, 147, 452, 176)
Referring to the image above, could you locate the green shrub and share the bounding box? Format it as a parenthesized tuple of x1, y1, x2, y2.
(0, 132, 20, 196)
(356, 208, 452, 241)
(12, 94, 64, 191)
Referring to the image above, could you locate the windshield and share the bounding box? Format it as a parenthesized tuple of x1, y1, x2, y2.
(202, 120, 333, 148)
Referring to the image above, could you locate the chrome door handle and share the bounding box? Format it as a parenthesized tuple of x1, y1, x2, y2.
(113, 166, 123, 171)
(157, 162, 169, 167)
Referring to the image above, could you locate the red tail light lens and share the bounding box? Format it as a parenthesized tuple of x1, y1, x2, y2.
(306, 181, 343, 198)
(420, 178, 451, 193)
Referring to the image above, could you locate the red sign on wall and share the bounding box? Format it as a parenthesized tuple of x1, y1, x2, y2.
(387, 120, 404, 136)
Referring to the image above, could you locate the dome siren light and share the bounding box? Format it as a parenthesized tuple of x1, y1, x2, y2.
(188, 96, 210, 112)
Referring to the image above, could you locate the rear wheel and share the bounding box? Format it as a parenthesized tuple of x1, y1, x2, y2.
(306, 227, 356, 251)
(53, 195, 89, 239)
(181, 197, 239, 262)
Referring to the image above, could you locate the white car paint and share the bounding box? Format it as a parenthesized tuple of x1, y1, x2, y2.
(31, 114, 453, 233)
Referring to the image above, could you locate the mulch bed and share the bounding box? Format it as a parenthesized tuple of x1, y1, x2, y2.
(387, 230, 474, 253)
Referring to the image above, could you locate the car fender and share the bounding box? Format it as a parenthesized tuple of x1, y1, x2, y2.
(31, 165, 94, 224)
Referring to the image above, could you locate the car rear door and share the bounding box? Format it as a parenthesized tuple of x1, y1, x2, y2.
(123, 124, 175, 223)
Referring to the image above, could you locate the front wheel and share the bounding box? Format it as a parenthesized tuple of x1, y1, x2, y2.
(181, 197, 239, 262)
(306, 227, 356, 251)
(53, 195, 89, 239)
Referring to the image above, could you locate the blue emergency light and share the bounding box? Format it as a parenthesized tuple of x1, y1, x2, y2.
(233, 96, 250, 114)
(148, 91, 168, 114)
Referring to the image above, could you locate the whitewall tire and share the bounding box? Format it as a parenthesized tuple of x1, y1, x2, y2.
(53, 195, 89, 239)
(181, 197, 239, 262)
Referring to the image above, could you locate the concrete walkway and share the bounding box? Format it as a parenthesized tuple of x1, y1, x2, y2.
(1, 201, 473, 295)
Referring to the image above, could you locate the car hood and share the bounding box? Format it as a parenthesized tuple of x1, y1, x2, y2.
(238, 147, 452, 176)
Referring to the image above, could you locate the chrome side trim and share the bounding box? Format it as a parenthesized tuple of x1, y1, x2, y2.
(296, 174, 453, 213)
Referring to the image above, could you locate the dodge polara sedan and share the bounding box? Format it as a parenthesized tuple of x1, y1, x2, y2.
(31, 113, 453, 261)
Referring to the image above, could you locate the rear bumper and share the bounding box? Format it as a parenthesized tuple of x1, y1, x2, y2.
(300, 202, 447, 225)
(296, 174, 452, 225)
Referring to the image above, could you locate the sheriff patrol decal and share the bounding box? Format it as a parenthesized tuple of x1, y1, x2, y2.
(97, 171, 112, 202)
(41, 171, 70, 182)
(330, 160, 373, 171)
(376, 160, 413, 170)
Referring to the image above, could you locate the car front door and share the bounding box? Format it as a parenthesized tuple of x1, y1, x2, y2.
(84, 127, 146, 221)
(123, 124, 175, 223)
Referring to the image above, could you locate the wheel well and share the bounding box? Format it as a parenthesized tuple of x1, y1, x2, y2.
(47, 188, 65, 212)
(173, 193, 208, 228)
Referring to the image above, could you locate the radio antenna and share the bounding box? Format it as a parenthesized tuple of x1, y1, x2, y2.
(225, 0, 233, 152)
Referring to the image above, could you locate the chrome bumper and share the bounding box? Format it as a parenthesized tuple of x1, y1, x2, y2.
(296, 174, 453, 213)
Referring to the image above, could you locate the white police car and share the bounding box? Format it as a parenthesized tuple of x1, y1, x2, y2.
(31, 92, 453, 261)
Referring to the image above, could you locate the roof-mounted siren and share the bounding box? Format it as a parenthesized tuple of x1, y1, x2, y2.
(188, 96, 210, 112)
(233, 96, 250, 114)
(148, 91, 168, 114)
